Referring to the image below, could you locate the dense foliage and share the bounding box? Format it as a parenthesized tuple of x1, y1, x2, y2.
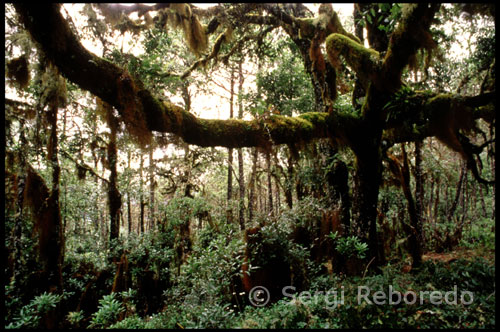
(5, 3, 495, 329)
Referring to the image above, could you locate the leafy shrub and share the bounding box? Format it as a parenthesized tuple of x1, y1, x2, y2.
(160, 227, 245, 328)
(89, 293, 125, 328)
(329, 232, 369, 259)
(5, 292, 63, 329)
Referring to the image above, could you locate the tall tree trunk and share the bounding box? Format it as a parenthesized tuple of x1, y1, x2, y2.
(227, 65, 235, 223)
(414, 140, 424, 226)
(248, 148, 258, 222)
(434, 179, 440, 221)
(447, 162, 466, 220)
(284, 148, 294, 209)
(10, 119, 27, 286)
(350, 128, 383, 268)
(266, 150, 273, 216)
(47, 103, 64, 293)
(127, 149, 133, 235)
(400, 144, 423, 267)
(325, 144, 350, 233)
(139, 155, 145, 234)
(237, 59, 245, 231)
(106, 106, 121, 243)
(149, 142, 155, 231)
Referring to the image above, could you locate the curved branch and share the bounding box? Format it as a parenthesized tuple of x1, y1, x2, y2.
(325, 33, 380, 90)
(14, 4, 337, 149)
(380, 3, 440, 92)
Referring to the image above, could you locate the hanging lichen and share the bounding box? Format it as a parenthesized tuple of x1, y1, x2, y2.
(23, 165, 64, 291)
(166, 4, 208, 57)
(113, 73, 152, 148)
(40, 63, 67, 109)
(7, 55, 30, 89)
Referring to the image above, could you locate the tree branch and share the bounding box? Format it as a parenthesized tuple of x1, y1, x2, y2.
(380, 3, 441, 92)
(14, 4, 336, 149)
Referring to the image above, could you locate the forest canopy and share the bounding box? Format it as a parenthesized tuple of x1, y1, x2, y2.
(5, 3, 495, 329)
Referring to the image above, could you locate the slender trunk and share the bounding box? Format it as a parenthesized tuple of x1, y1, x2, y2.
(284, 149, 294, 209)
(414, 140, 424, 225)
(227, 65, 235, 223)
(400, 144, 423, 267)
(149, 143, 155, 231)
(10, 120, 27, 285)
(427, 178, 434, 224)
(139, 155, 145, 234)
(237, 59, 245, 231)
(127, 149, 132, 235)
(433, 179, 440, 224)
(47, 104, 64, 291)
(478, 184, 487, 218)
(326, 150, 350, 233)
(275, 173, 281, 213)
(447, 162, 466, 220)
(248, 148, 258, 222)
(266, 150, 273, 216)
(106, 107, 121, 243)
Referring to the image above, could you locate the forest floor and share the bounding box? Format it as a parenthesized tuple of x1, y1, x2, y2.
(422, 247, 495, 265)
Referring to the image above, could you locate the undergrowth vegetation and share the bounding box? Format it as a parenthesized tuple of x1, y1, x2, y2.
(5, 197, 495, 329)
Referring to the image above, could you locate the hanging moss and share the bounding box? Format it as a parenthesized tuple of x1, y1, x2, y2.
(7, 55, 30, 89)
(115, 73, 152, 148)
(23, 166, 64, 292)
(167, 4, 207, 57)
(380, 4, 440, 93)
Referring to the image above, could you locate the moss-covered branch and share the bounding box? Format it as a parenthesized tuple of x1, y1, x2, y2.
(380, 3, 440, 92)
(325, 33, 380, 90)
(13, 4, 494, 155)
(382, 91, 496, 147)
(14, 4, 335, 149)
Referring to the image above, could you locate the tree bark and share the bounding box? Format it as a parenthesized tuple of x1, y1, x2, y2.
(127, 149, 133, 235)
(46, 101, 64, 293)
(106, 104, 121, 243)
(139, 155, 145, 234)
(227, 65, 235, 223)
(237, 59, 246, 231)
(266, 150, 274, 216)
(248, 148, 258, 222)
(447, 162, 467, 220)
(400, 144, 423, 267)
(149, 142, 155, 231)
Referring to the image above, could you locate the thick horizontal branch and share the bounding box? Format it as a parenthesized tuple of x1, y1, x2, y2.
(383, 92, 496, 145)
(14, 4, 337, 149)
(13, 4, 494, 155)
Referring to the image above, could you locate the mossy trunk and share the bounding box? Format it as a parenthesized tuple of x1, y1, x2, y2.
(351, 133, 384, 269)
